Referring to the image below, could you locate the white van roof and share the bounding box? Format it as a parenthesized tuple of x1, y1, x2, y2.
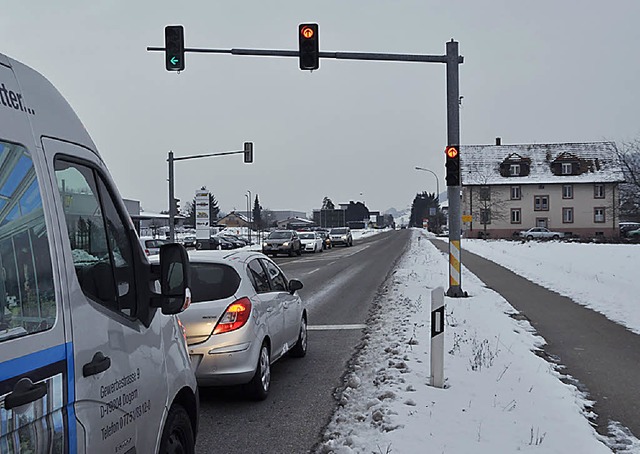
(0, 51, 100, 159)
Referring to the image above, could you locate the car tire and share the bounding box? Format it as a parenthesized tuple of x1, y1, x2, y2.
(552, 235, 560, 240)
(247, 342, 271, 401)
(289, 316, 307, 358)
(527, 235, 533, 241)
(159, 404, 195, 454)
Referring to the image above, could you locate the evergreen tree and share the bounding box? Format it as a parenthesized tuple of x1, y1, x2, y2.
(252, 195, 263, 229)
(322, 196, 335, 210)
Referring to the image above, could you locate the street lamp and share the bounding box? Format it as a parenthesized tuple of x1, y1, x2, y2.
(415, 166, 441, 232)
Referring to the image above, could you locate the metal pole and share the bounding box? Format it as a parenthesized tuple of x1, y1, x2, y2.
(247, 190, 252, 243)
(168, 151, 175, 243)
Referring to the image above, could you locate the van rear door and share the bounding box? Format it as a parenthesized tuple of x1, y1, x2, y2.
(42, 138, 169, 453)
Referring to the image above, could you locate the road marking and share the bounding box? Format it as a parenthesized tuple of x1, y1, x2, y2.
(308, 324, 367, 331)
(305, 267, 320, 275)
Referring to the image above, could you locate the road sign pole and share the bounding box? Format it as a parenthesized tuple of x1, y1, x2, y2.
(431, 287, 445, 388)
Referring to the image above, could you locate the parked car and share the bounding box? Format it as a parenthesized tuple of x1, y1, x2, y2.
(627, 227, 640, 239)
(211, 235, 235, 250)
(620, 222, 640, 238)
(299, 231, 324, 253)
(262, 230, 302, 256)
(178, 250, 307, 399)
(329, 227, 353, 247)
(138, 236, 169, 255)
(519, 227, 565, 240)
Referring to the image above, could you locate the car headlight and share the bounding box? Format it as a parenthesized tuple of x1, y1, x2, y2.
(263, 242, 268, 247)
(342, 235, 347, 240)
(283, 242, 289, 247)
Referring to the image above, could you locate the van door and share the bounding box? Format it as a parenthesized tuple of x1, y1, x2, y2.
(42, 138, 168, 453)
(0, 140, 72, 453)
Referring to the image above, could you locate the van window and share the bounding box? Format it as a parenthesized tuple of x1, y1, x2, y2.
(0, 141, 56, 342)
(54, 159, 137, 317)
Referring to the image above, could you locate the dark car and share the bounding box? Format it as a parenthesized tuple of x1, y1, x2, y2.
(262, 230, 302, 257)
(329, 227, 353, 247)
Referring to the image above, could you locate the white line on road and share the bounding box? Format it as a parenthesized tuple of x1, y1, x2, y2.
(305, 268, 321, 276)
(308, 324, 367, 330)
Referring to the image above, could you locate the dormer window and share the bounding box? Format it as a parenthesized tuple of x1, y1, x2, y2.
(561, 162, 572, 175)
(509, 164, 520, 176)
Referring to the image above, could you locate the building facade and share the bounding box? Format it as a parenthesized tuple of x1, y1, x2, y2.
(461, 141, 625, 239)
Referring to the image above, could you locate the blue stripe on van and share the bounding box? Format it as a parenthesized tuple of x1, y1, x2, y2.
(65, 342, 77, 453)
(0, 343, 67, 381)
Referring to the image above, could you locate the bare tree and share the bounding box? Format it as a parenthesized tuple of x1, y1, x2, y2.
(467, 163, 509, 238)
(613, 139, 640, 221)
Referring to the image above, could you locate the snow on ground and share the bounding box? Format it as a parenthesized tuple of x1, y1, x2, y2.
(461, 238, 640, 336)
(316, 229, 640, 453)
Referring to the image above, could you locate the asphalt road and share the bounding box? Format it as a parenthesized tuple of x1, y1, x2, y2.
(195, 229, 411, 454)
(431, 239, 640, 440)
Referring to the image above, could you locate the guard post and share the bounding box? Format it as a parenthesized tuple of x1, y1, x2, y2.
(430, 286, 445, 388)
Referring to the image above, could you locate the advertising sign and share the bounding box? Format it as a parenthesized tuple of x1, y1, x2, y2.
(195, 190, 210, 240)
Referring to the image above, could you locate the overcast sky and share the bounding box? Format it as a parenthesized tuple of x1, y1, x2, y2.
(3, 1, 640, 216)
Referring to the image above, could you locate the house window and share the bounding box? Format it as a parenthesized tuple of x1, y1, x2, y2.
(534, 196, 549, 211)
(479, 186, 491, 201)
(480, 209, 491, 224)
(562, 207, 574, 223)
(509, 164, 520, 176)
(562, 184, 573, 199)
(594, 184, 605, 199)
(510, 208, 521, 224)
(594, 207, 605, 223)
(510, 186, 521, 200)
(561, 162, 572, 175)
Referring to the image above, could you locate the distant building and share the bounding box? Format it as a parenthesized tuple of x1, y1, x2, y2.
(217, 211, 249, 228)
(276, 217, 315, 230)
(461, 139, 625, 239)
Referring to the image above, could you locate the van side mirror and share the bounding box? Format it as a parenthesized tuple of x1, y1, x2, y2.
(289, 279, 303, 294)
(157, 243, 191, 315)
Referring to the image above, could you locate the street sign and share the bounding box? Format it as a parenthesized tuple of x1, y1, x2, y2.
(462, 215, 473, 223)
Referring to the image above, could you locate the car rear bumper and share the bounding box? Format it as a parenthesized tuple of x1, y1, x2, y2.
(189, 339, 260, 387)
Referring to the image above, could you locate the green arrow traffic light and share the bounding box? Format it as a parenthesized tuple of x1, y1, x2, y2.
(165, 25, 185, 71)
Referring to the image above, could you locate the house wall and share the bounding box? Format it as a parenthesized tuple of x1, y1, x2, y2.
(463, 182, 618, 238)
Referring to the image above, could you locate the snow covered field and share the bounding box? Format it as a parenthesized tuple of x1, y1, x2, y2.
(317, 230, 640, 453)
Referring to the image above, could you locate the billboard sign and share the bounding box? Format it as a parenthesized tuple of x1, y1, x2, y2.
(195, 190, 210, 240)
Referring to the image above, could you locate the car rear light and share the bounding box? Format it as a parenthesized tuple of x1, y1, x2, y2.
(213, 297, 252, 335)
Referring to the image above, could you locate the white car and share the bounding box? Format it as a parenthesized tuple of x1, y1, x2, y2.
(139, 236, 169, 255)
(299, 232, 324, 253)
(519, 227, 565, 240)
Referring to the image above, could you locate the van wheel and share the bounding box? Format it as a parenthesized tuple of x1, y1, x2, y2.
(159, 404, 194, 454)
(247, 342, 270, 400)
(289, 316, 308, 358)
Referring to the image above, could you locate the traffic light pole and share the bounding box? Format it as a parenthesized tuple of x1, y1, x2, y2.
(167, 146, 252, 243)
(445, 41, 466, 297)
(149, 39, 465, 294)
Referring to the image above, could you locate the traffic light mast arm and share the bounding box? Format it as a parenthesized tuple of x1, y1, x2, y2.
(146, 46, 462, 64)
(172, 149, 245, 161)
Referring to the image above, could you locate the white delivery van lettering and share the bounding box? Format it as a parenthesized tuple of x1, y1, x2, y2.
(0, 82, 35, 114)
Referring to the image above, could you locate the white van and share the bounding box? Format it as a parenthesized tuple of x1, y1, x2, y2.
(0, 52, 198, 452)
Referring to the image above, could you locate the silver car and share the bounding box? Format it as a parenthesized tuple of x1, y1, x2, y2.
(180, 250, 307, 400)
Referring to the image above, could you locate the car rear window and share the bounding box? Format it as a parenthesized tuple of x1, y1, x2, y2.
(190, 263, 240, 303)
(299, 233, 315, 239)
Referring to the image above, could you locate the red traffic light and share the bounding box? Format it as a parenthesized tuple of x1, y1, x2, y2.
(445, 146, 459, 159)
(301, 26, 315, 39)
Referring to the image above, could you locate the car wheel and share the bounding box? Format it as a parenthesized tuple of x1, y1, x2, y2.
(552, 235, 560, 240)
(159, 404, 194, 454)
(527, 235, 533, 241)
(289, 316, 307, 358)
(247, 342, 271, 401)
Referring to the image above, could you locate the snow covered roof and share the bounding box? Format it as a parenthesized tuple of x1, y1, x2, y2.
(460, 141, 625, 186)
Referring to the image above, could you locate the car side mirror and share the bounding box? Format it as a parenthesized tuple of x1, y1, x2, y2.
(156, 243, 191, 315)
(289, 279, 303, 294)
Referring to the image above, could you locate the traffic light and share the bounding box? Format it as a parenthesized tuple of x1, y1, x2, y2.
(445, 146, 460, 186)
(244, 142, 254, 163)
(298, 24, 319, 70)
(174, 198, 181, 214)
(165, 25, 185, 71)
